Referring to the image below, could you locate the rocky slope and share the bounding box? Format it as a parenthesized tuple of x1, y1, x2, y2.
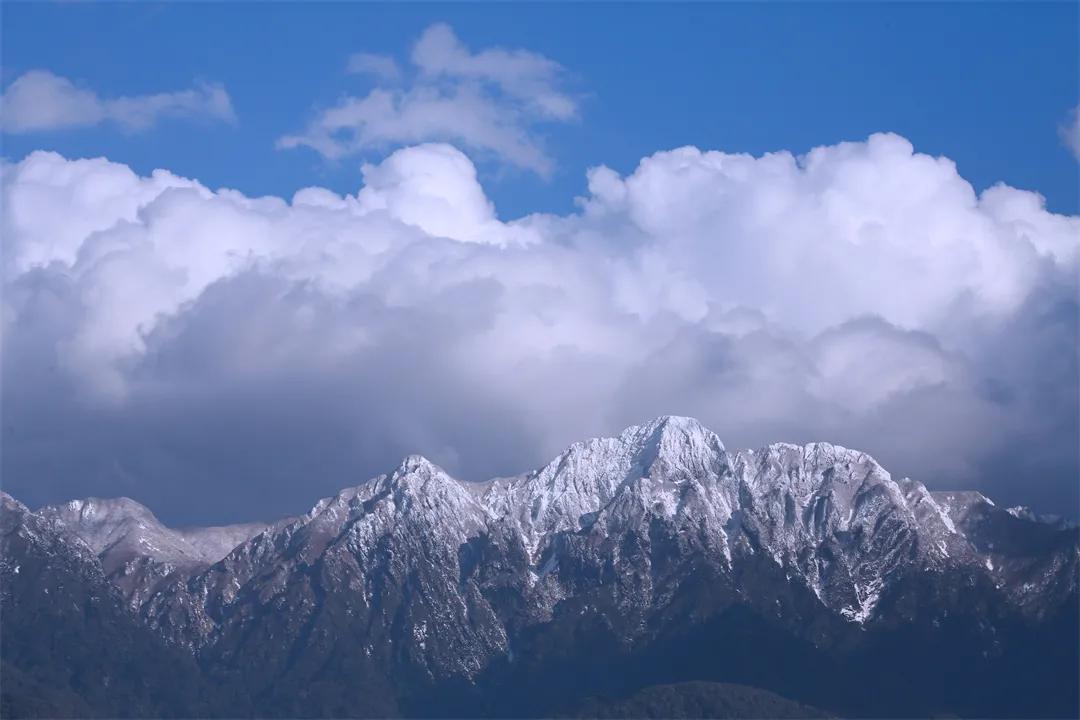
(0, 494, 218, 718)
(2, 416, 1077, 717)
(37, 497, 270, 611)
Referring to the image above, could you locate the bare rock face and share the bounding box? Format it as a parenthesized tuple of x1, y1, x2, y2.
(38, 495, 270, 614)
(0, 493, 216, 718)
(3, 417, 1077, 718)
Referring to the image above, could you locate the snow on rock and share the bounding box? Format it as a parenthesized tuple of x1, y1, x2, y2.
(39, 497, 268, 573)
(481, 416, 731, 559)
(12, 416, 1077, 648)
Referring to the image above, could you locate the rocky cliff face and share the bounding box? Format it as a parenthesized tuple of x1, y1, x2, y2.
(3, 417, 1077, 718)
(0, 494, 216, 718)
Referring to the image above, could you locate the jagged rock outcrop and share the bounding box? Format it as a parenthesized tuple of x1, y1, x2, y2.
(3, 417, 1077, 718)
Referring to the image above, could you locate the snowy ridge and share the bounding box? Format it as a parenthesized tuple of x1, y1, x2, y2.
(39, 496, 269, 573)
(2, 421, 1077, 720)
(192, 416, 1071, 627)
(480, 416, 730, 559)
(12, 416, 1078, 650)
(472, 419, 967, 624)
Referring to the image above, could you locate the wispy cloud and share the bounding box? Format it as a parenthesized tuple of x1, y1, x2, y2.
(279, 24, 577, 177)
(346, 52, 403, 82)
(1060, 105, 1080, 162)
(0, 70, 236, 134)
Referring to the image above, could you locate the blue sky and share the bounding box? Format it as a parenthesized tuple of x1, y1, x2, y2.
(3, 2, 1077, 218)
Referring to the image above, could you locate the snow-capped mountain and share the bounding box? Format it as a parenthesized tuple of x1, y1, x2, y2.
(3, 417, 1077, 718)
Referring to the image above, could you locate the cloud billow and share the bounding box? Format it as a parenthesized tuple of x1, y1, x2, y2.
(2, 134, 1076, 525)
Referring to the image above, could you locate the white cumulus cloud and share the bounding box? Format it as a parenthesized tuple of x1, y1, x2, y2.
(1, 135, 1076, 524)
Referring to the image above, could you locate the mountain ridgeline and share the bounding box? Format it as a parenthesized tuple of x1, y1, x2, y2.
(2, 417, 1077, 718)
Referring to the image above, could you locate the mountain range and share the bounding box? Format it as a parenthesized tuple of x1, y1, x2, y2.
(2, 416, 1077, 718)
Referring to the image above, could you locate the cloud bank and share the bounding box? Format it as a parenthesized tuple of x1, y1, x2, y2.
(0, 70, 236, 134)
(279, 24, 577, 176)
(2, 134, 1076, 525)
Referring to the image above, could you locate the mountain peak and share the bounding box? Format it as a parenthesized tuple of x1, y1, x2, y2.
(621, 415, 727, 479)
(0, 491, 27, 513)
(645, 414, 706, 430)
(55, 496, 157, 524)
(382, 455, 468, 499)
(42, 497, 165, 554)
(395, 454, 445, 476)
(40, 495, 266, 572)
(630, 414, 712, 438)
